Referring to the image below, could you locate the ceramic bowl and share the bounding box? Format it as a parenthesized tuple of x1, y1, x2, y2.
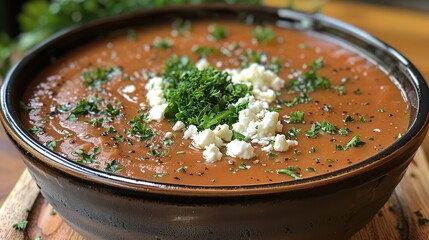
(1, 4, 428, 240)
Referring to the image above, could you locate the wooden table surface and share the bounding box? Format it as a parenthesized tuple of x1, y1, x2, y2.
(0, 0, 428, 237)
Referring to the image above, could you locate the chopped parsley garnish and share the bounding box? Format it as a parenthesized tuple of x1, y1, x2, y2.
(176, 166, 186, 173)
(192, 46, 216, 58)
(104, 103, 121, 116)
(283, 96, 312, 107)
(288, 127, 301, 137)
(20, 101, 33, 111)
(309, 57, 324, 70)
(289, 111, 305, 124)
(358, 116, 367, 123)
(127, 111, 154, 141)
(343, 115, 354, 123)
(276, 167, 302, 180)
(320, 120, 337, 134)
(267, 152, 278, 160)
(105, 160, 123, 173)
(335, 144, 344, 150)
(266, 57, 282, 73)
(345, 136, 365, 149)
(151, 173, 168, 178)
(49, 208, 57, 216)
(414, 210, 429, 225)
(12, 220, 28, 231)
(127, 29, 137, 41)
(148, 149, 169, 157)
(163, 56, 250, 130)
(306, 167, 316, 172)
(232, 130, 249, 142)
(253, 26, 276, 44)
(310, 147, 316, 153)
(287, 59, 331, 96)
(339, 127, 350, 136)
(172, 18, 191, 35)
(82, 66, 121, 89)
(336, 86, 345, 95)
(153, 37, 173, 49)
(209, 25, 228, 41)
(305, 122, 320, 139)
(67, 97, 101, 121)
(378, 108, 385, 113)
(74, 147, 100, 164)
(29, 125, 45, 135)
(45, 139, 62, 150)
(354, 89, 362, 95)
(85, 117, 111, 127)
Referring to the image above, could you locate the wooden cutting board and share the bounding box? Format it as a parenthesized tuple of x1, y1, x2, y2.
(1, 148, 429, 239)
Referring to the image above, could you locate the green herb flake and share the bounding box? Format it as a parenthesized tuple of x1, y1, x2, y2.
(276, 167, 302, 180)
(414, 210, 429, 225)
(148, 149, 169, 157)
(232, 130, 249, 142)
(209, 25, 228, 41)
(153, 37, 173, 49)
(339, 127, 350, 136)
(309, 147, 316, 153)
(127, 111, 154, 141)
(267, 152, 278, 160)
(289, 111, 305, 124)
(172, 18, 192, 35)
(288, 127, 301, 137)
(336, 86, 345, 96)
(305, 122, 320, 139)
(253, 26, 276, 44)
(345, 136, 366, 149)
(12, 220, 28, 231)
(306, 167, 316, 172)
(29, 125, 45, 135)
(176, 151, 186, 155)
(82, 66, 121, 89)
(343, 115, 354, 123)
(176, 166, 186, 173)
(105, 160, 123, 173)
(127, 29, 137, 41)
(192, 46, 216, 58)
(49, 208, 57, 216)
(354, 89, 362, 95)
(151, 173, 168, 178)
(335, 144, 344, 150)
(368, 136, 375, 141)
(358, 116, 367, 123)
(45, 139, 62, 151)
(74, 147, 100, 164)
(321, 120, 337, 134)
(378, 108, 385, 113)
(19, 101, 33, 112)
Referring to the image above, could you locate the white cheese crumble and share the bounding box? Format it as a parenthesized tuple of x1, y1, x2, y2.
(192, 129, 223, 149)
(203, 144, 223, 163)
(165, 132, 173, 139)
(214, 124, 233, 142)
(172, 121, 186, 131)
(226, 140, 256, 159)
(183, 125, 198, 139)
(147, 104, 167, 122)
(195, 58, 210, 70)
(273, 134, 298, 152)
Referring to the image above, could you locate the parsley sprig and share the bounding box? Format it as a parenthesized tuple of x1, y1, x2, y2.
(163, 56, 250, 130)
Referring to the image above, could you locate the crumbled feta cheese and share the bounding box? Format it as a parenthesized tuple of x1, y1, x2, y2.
(121, 85, 136, 93)
(255, 111, 279, 139)
(214, 124, 232, 141)
(192, 129, 223, 148)
(261, 144, 273, 152)
(147, 104, 167, 122)
(183, 125, 198, 139)
(146, 89, 165, 107)
(253, 89, 276, 102)
(196, 58, 210, 70)
(226, 140, 255, 159)
(273, 134, 298, 152)
(165, 132, 173, 139)
(228, 63, 285, 93)
(172, 121, 186, 131)
(203, 144, 223, 163)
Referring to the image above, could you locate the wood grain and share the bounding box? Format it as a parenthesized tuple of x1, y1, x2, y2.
(0, 170, 39, 240)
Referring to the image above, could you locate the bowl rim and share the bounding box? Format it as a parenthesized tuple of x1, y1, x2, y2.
(1, 3, 428, 196)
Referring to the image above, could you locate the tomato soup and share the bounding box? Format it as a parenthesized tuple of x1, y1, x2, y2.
(21, 18, 409, 186)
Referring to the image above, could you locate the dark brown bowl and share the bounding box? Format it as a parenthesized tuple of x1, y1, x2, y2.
(1, 4, 428, 240)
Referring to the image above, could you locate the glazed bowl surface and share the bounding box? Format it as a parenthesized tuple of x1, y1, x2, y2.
(1, 4, 428, 240)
